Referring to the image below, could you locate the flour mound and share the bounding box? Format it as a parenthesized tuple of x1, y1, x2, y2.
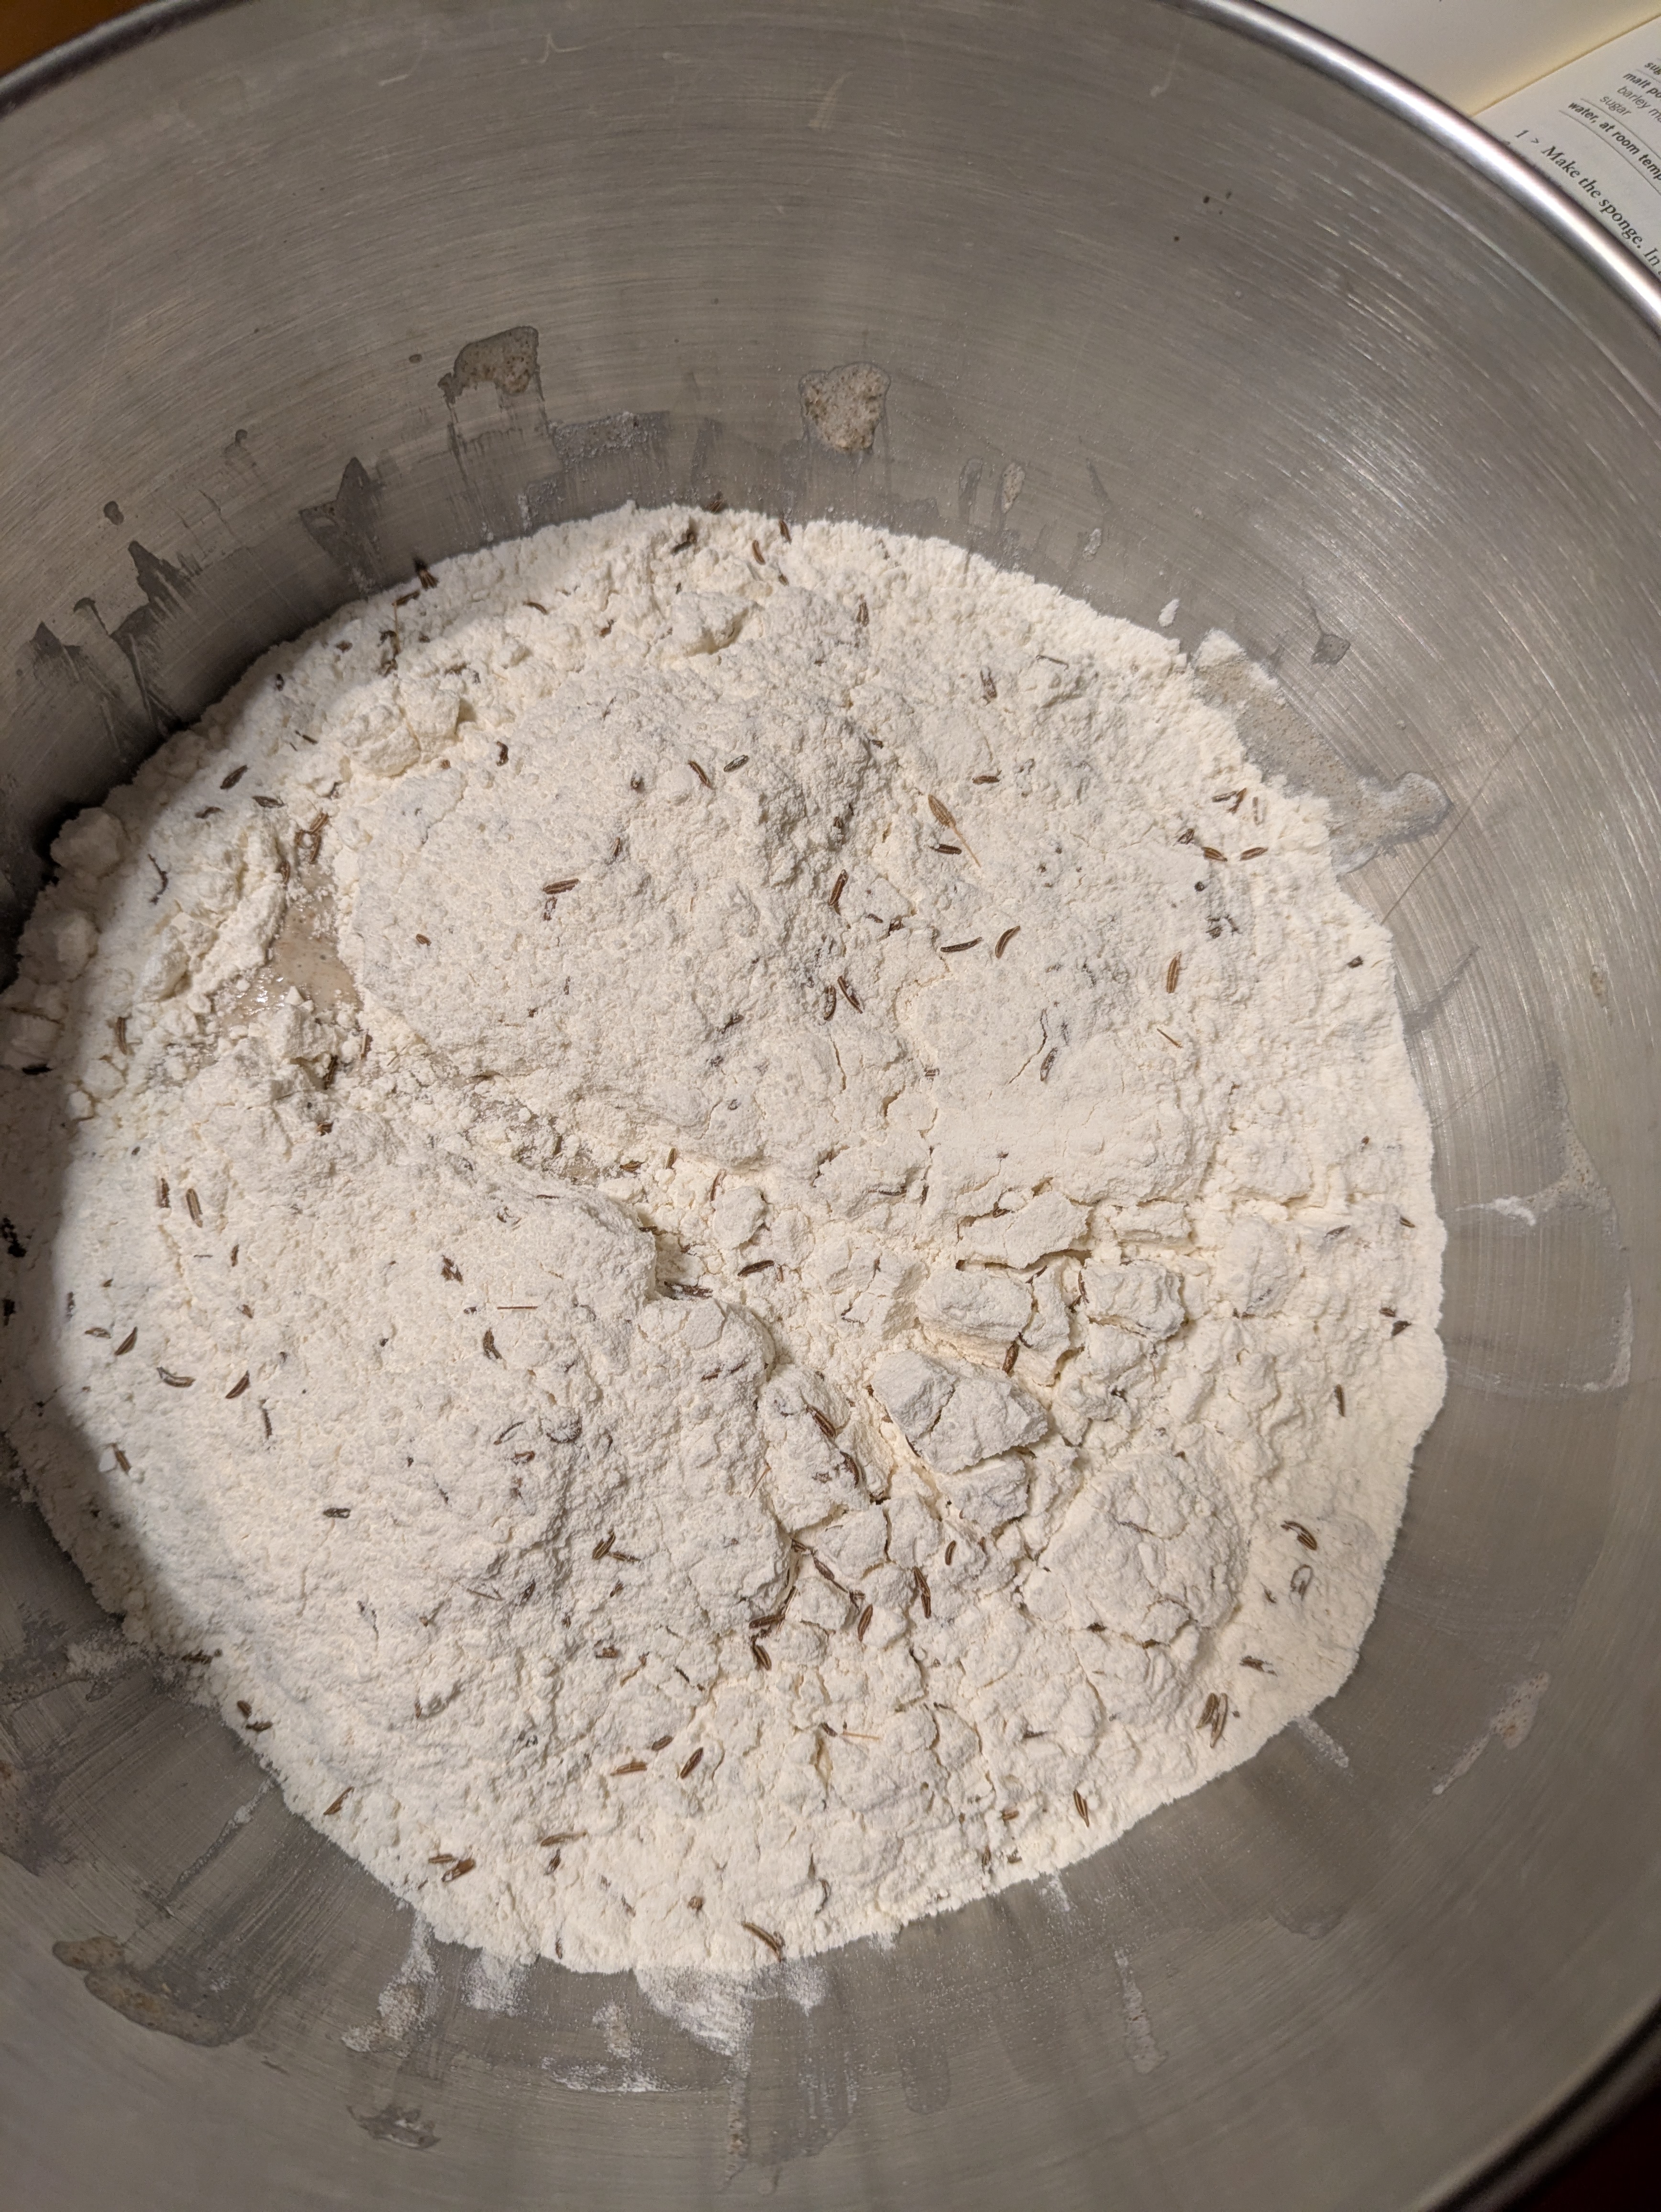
(0, 506, 1444, 1973)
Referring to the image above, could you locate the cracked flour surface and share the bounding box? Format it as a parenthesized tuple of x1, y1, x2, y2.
(0, 505, 1443, 1973)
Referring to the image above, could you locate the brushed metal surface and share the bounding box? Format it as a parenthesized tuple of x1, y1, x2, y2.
(2, 4, 1659, 2207)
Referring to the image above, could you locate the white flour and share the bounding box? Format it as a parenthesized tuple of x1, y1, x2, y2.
(0, 505, 1444, 1974)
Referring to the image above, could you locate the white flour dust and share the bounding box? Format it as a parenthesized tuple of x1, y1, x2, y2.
(0, 504, 1443, 1974)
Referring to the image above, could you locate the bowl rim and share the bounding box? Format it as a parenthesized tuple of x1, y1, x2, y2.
(6, 0, 1661, 346)
(1, 1, 1658, 2205)
(1196, 0, 1661, 341)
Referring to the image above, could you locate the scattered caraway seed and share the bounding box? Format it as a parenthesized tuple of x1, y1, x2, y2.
(913, 1566, 931, 1618)
(1240, 1657, 1274, 1673)
(441, 1857, 476, 1882)
(1240, 845, 1267, 859)
(155, 1178, 169, 1209)
(838, 974, 862, 1011)
(751, 1640, 772, 1671)
(1291, 1563, 1314, 1599)
(1074, 1790, 1089, 1825)
(158, 1368, 194, 1388)
(941, 938, 981, 954)
(611, 1759, 648, 1775)
(742, 1921, 785, 1959)
(225, 1373, 251, 1399)
(981, 670, 997, 701)
(112, 1448, 130, 1472)
(482, 1328, 501, 1360)
(1282, 1521, 1318, 1550)
(245, 1718, 273, 1733)
(856, 1604, 874, 1642)
(856, 596, 869, 626)
(688, 759, 712, 788)
(995, 926, 1020, 957)
(1165, 953, 1182, 993)
(829, 871, 847, 911)
(820, 984, 837, 1021)
(679, 1748, 704, 1779)
(926, 793, 978, 861)
(650, 1735, 674, 1752)
(738, 1259, 774, 1276)
(322, 1506, 351, 1519)
(1392, 1319, 1411, 1336)
(114, 1328, 137, 1355)
(220, 765, 247, 789)
(324, 1787, 353, 1815)
(593, 1531, 616, 1560)
(1003, 1340, 1019, 1374)
(1202, 846, 1226, 862)
(1334, 1384, 1347, 1416)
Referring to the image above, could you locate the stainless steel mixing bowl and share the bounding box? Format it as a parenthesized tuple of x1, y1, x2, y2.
(3, 3, 1659, 2206)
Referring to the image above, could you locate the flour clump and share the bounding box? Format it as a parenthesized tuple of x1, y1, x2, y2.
(0, 505, 1444, 1973)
